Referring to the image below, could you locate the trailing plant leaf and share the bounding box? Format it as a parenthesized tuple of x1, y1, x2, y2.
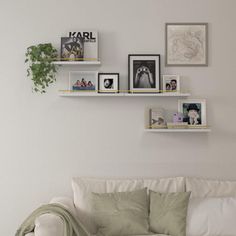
(25, 43, 58, 93)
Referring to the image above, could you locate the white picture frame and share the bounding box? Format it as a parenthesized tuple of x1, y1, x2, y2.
(69, 71, 98, 92)
(162, 75, 180, 93)
(178, 99, 207, 126)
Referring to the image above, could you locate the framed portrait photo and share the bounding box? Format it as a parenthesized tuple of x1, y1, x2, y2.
(69, 71, 98, 92)
(163, 75, 180, 93)
(165, 23, 208, 66)
(178, 99, 207, 126)
(98, 73, 119, 93)
(128, 54, 161, 93)
(61, 37, 84, 61)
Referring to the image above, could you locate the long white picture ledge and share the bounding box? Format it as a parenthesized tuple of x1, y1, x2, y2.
(58, 91, 191, 97)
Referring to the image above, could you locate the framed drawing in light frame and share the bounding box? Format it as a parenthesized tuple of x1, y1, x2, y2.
(128, 54, 161, 93)
(178, 99, 207, 126)
(162, 75, 180, 93)
(69, 71, 98, 92)
(165, 23, 208, 66)
(98, 73, 119, 93)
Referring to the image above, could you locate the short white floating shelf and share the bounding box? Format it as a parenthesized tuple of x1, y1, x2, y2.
(52, 61, 101, 65)
(144, 128, 211, 133)
(58, 92, 191, 97)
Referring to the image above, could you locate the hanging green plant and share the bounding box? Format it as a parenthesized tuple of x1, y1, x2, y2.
(25, 43, 58, 93)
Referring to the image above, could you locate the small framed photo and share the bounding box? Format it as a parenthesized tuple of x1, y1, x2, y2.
(69, 71, 98, 92)
(178, 99, 207, 126)
(61, 37, 84, 61)
(149, 108, 167, 129)
(165, 23, 208, 66)
(163, 75, 180, 93)
(128, 54, 161, 93)
(98, 73, 119, 93)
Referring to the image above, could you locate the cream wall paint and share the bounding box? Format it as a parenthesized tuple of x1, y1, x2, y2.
(0, 0, 236, 235)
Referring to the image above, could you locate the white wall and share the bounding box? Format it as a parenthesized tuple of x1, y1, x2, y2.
(0, 0, 236, 234)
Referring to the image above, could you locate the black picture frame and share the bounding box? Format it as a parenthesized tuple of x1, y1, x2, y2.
(128, 54, 161, 93)
(98, 73, 120, 93)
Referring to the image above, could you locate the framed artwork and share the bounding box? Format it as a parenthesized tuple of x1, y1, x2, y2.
(149, 108, 167, 129)
(61, 37, 84, 61)
(162, 75, 180, 93)
(178, 99, 207, 126)
(165, 23, 208, 66)
(128, 54, 161, 93)
(98, 73, 119, 93)
(69, 71, 98, 92)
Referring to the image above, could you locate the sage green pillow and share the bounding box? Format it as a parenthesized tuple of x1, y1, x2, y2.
(149, 191, 191, 236)
(91, 188, 150, 236)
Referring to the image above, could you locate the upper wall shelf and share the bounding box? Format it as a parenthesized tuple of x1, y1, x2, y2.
(52, 61, 101, 65)
(58, 91, 191, 97)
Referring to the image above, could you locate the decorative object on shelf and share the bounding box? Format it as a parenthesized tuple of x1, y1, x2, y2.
(165, 23, 208, 66)
(25, 43, 58, 93)
(167, 122, 188, 129)
(162, 75, 180, 93)
(68, 31, 98, 61)
(98, 73, 119, 93)
(149, 108, 167, 129)
(178, 99, 207, 126)
(69, 71, 98, 92)
(173, 112, 183, 123)
(128, 54, 161, 93)
(61, 37, 84, 61)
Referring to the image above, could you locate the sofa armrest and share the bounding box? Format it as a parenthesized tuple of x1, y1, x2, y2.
(34, 197, 76, 236)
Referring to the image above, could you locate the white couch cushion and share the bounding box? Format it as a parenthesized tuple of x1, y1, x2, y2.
(72, 177, 184, 234)
(187, 197, 236, 236)
(186, 177, 236, 197)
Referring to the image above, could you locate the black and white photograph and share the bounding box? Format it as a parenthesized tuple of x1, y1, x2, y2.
(163, 75, 180, 93)
(149, 108, 167, 129)
(178, 99, 207, 126)
(128, 54, 160, 93)
(61, 37, 84, 61)
(69, 71, 98, 92)
(98, 73, 119, 93)
(165, 23, 208, 66)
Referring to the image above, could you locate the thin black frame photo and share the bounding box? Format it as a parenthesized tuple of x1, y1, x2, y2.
(128, 54, 161, 93)
(98, 73, 120, 93)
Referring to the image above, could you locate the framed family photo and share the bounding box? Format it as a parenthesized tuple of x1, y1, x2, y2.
(98, 73, 119, 93)
(162, 75, 180, 93)
(69, 71, 98, 92)
(165, 23, 208, 66)
(128, 54, 161, 93)
(178, 99, 207, 126)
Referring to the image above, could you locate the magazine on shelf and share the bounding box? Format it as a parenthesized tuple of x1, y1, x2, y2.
(68, 31, 98, 61)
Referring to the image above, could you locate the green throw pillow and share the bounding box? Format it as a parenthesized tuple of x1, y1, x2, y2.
(91, 188, 150, 236)
(149, 191, 191, 236)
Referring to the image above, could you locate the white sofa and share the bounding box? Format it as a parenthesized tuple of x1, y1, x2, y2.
(27, 177, 236, 236)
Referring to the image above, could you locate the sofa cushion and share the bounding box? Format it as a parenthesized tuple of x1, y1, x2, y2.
(149, 191, 190, 236)
(187, 197, 236, 236)
(186, 177, 236, 197)
(72, 177, 184, 234)
(91, 188, 149, 236)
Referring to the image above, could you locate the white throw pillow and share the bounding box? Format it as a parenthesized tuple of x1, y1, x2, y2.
(72, 177, 184, 234)
(187, 197, 236, 236)
(186, 177, 236, 197)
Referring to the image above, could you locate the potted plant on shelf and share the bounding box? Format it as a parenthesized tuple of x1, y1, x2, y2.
(25, 43, 58, 93)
